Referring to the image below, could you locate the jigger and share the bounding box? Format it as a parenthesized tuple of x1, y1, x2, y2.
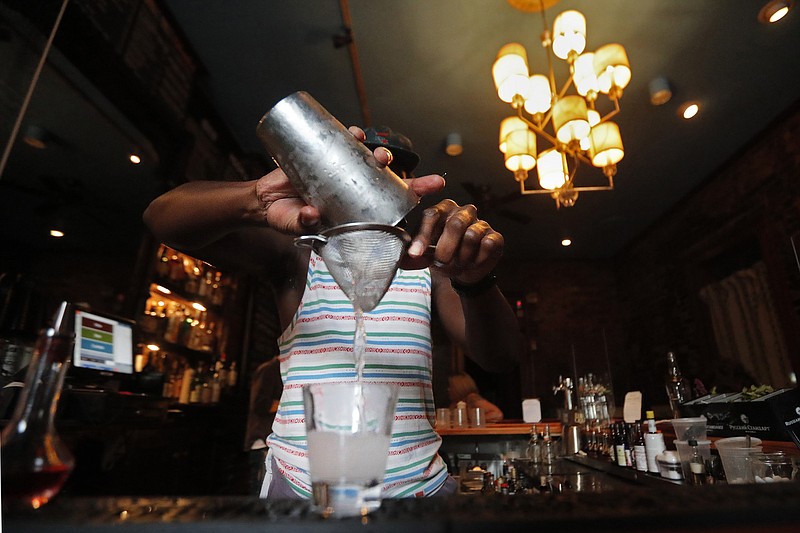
(256, 91, 419, 228)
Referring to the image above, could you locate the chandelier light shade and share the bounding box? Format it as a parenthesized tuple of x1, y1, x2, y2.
(552, 95, 590, 144)
(537, 148, 568, 190)
(504, 129, 537, 176)
(572, 53, 599, 99)
(552, 10, 586, 60)
(492, 43, 530, 103)
(492, 5, 630, 207)
(524, 74, 553, 115)
(593, 43, 631, 97)
(580, 109, 601, 151)
(499, 116, 529, 153)
(589, 121, 624, 170)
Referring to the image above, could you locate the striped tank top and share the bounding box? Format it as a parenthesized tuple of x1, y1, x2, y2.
(265, 251, 448, 498)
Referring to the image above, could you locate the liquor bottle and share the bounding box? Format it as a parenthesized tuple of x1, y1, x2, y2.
(526, 424, 541, 463)
(541, 424, 555, 465)
(226, 361, 238, 389)
(178, 365, 194, 404)
(643, 410, 666, 474)
(687, 439, 707, 485)
(665, 351, 692, 418)
(633, 422, 648, 472)
(155, 246, 171, 279)
(189, 362, 205, 403)
(1, 302, 75, 510)
(614, 423, 627, 467)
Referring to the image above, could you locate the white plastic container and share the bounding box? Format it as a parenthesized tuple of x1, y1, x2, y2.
(656, 450, 684, 480)
(644, 432, 667, 473)
(522, 398, 542, 423)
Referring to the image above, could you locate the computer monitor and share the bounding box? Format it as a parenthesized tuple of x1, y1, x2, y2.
(69, 307, 135, 389)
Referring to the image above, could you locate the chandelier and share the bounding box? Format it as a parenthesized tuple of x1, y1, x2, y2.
(492, 2, 631, 207)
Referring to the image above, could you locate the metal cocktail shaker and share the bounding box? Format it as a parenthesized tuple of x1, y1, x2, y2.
(256, 91, 419, 228)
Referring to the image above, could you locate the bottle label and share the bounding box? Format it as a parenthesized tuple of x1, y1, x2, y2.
(634, 444, 648, 471)
(615, 444, 627, 467)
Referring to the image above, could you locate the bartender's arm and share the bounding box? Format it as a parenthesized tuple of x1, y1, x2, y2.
(142, 127, 443, 272)
(405, 201, 523, 371)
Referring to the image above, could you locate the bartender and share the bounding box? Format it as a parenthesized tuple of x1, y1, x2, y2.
(143, 125, 522, 499)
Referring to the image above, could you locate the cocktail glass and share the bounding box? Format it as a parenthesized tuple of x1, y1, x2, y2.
(303, 382, 398, 518)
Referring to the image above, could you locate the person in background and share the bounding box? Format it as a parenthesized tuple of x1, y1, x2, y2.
(143, 125, 522, 499)
(244, 357, 282, 494)
(448, 372, 504, 423)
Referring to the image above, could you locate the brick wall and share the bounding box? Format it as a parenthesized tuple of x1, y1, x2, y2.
(491, 100, 800, 417)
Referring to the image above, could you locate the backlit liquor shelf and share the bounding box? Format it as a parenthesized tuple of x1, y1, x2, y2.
(136, 245, 239, 404)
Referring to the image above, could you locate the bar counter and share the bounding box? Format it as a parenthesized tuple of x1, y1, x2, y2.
(436, 421, 560, 436)
(6, 478, 800, 533)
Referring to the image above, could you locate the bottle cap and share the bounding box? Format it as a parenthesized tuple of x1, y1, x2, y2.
(646, 410, 655, 419)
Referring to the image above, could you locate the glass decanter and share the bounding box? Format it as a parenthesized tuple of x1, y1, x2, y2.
(1, 301, 75, 510)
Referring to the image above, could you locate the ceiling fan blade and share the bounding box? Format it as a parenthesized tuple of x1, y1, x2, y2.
(495, 190, 523, 206)
(461, 181, 484, 199)
(497, 208, 532, 224)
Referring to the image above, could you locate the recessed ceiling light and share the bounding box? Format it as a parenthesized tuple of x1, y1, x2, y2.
(561, 238, 572, 247)
(129, 154, 142, 164)
(759, 0, 792, 23)
(49, 229, 65, 238)
(680, 102, 700, 120)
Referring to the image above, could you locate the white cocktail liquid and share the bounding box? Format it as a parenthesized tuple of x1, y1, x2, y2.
(353, 307, 367, 382)
(307, 430, 392, 517)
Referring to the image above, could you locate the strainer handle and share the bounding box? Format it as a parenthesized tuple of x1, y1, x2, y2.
(293, 234, 328, 250)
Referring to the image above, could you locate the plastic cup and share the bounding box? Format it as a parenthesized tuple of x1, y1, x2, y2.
(714, 436, 763, 484)
(674, 439, 712, 480)
(670, 416, 707, 441)
(303, 382, 398, 518)
(435, 408, 451, 429)
(469, 407, 485, 428)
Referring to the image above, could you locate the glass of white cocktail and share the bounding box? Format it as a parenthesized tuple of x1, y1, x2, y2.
(303, 382, 398, 518)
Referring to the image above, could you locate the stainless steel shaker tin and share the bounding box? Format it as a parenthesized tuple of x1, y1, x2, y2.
(256, 91, 419, 227)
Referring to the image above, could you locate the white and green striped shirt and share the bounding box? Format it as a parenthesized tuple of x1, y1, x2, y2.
(265, 252, 448, 498)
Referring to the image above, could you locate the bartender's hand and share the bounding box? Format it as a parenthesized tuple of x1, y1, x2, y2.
(403, 200, 504, 284)
(254, 126, 445, 236)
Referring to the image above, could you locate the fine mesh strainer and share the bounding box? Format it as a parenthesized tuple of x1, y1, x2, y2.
(294, 223, 411, 312)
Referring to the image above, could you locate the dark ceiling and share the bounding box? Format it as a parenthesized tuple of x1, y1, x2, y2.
(2, 0, 800, 266)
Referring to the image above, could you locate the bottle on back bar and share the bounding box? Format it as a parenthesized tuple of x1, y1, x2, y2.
(643, 410, 666, 473)
(665, 352, 692, 418)
(633, 422, 648, 472)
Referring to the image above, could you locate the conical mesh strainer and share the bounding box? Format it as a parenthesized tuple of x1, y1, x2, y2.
(294, 223, 411, 312)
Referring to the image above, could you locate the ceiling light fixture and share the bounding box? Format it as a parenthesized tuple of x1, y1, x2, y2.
(681, 102, 700, 120)
(445, 133, 463, 156)
(561, 238, 572, 247)
(129, 153, 142, 164)
(21, 125, 51, 149)
(759, 0, 793, 23)
(649, 77, 673, 106)
(493, 1, 630, 208)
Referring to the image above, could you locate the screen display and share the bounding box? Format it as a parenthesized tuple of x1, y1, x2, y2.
(73, 309, 134, 375)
